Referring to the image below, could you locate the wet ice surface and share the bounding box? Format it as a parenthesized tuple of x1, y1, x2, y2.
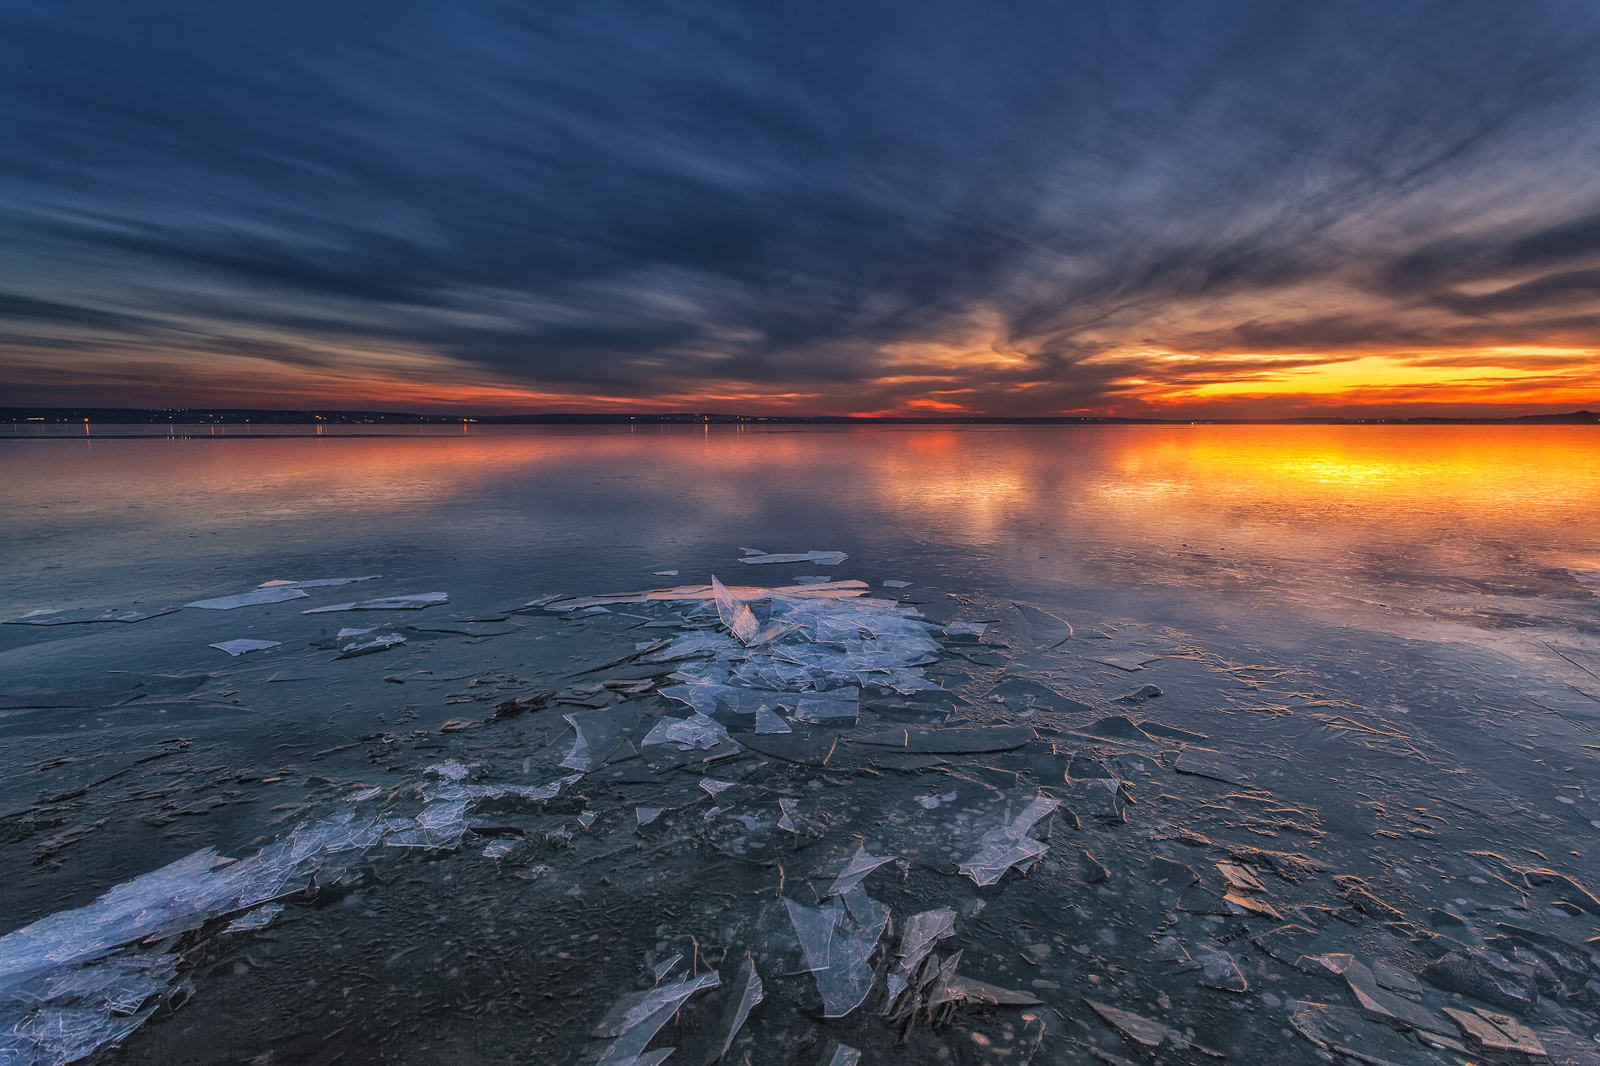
(2, 426, 1600, 1066)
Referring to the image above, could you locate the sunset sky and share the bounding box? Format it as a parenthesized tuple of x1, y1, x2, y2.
(2, 1, 1598, 418)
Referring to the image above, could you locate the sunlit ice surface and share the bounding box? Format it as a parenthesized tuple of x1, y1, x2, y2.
(1, 425, 1597, 1065)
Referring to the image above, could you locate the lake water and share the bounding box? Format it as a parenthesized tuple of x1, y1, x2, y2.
(2, 425, 1598, 1065)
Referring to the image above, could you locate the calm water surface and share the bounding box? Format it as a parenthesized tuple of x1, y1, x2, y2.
(1, 425, 1597, 1066)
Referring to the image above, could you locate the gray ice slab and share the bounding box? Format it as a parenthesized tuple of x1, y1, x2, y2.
(738, 550, 847, 565)
(4, 606, 181, 626)
(303, 592, 449, 613)
(259, 576, 381, 588)
(210, 639, 282, 656)
(754, 706, 792, 734)
(1173, 747, 1249, 785)
(184, 587, 309, 610)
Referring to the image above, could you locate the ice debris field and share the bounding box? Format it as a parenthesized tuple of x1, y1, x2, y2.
(2, 553, 1600, 1065)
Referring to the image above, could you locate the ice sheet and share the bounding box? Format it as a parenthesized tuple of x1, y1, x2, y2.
(209, 639, 282, 656)
(737, 550, 848, 566)
(303, 592, 449, 612)
(184, 587, 309, 610)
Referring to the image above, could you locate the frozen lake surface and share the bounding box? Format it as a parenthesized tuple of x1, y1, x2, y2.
(1, 424, 1598, 1066)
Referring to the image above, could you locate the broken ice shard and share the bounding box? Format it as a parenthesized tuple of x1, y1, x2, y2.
(185, 587, 309, 610)
(209, 639, 282, 656)
(826, 845, 895, 897)
(259, 576, 381, 588)
(640, 713, 733, 750)
(738, 550, 848, 565)
(560, 715, 592, 770)
(777, 798, 799, 831)
(825, 1046, 861, 1066)
(892, 907, 956, 982)
(785, 888, 888, 1017)
(957, 795, 1060, 886)
(942, 621, 988, 638)
(712, 574, 761, 643)
(754, 706, 791, 734)
(711, 958, 763, 1062)
(303, 592, 449, 613)
(591, 970, 721, 1066)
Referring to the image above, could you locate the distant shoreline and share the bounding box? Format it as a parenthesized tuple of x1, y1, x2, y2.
(3, 406, 1596, 427)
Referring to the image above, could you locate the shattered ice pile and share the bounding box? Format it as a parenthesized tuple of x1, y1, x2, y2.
(645, 576, 946, 738)
(0, 766, 576, 1065)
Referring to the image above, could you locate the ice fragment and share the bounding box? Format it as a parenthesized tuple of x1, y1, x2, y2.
(738, 551, 847, 565)
(223, 903, 283, 932)
(754, 706, 791, 734)
(185, 587, 309, 610)
(785, 887, 888, 1017)
(209, 639, 282, 656)
(303, 592, 448, 613)
(710, 958, 763, 1062)
(825, 846, 895, 897)
(958, 796, 1060, 886)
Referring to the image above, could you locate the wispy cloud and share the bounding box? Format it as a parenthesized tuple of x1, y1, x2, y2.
(1, 2, 1598, 415)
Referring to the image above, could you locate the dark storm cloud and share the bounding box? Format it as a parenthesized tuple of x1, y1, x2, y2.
(2, 0, 1599, 411)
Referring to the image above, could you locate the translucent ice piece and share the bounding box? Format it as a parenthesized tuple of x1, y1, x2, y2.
(777, 798, 799, 831)
(786, 888, 888, 1018)
(303, 592, 449, 613)
(943, 621, 988, 638)
(893, 908, 956, 979)
(712, 575, 760, 644)
(561, 715, 592, 770)
(482, 840, 517, 858)
(713, 958, 763, 1060)
(185, 587, 308, 610)
(826, 1045, 861, 1066)
(637, 808, 663, 826)
(640, 713, 732, 750)
(210, 639, 282, 656)
(958, 796, 1060, 886)
(883, 580, 912, 588)
(700, 778, 735, 797)
(826, 846, 895, 897)
(223, 903, 283, 933)
(336, 632, 405, 657)
(754, 706, 791, 734)
(791, 696, 859, 724)
(592, 971, 721, 1038)
(652, 954, 682, 982)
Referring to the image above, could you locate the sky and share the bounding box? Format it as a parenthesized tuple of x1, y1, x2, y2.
(2, 1, 1599, 419)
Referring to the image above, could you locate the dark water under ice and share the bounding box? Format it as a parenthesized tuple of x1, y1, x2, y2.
(1, 424, 1598, 1066)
